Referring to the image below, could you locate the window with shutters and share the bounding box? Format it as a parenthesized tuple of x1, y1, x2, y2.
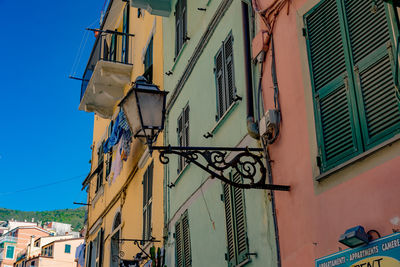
(144, 37, 153, 83)
(95, 229, 104, 267)
(304, 0, 400, 173)
(105, 121, 113, 179)
(223, 173, 249, 267)
(175, 211, 192, 267)
(175, 0, 187, 57)
(177, 104, 190, 173)
(96, 141, 105, 193)
(215, 33, 236, 121)
(143, 161, 153, 243)
(121, 3, 129, 63)
(6, 245, 14, 259)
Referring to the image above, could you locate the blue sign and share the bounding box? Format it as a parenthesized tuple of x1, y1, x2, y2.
(316, 233, 400, 267)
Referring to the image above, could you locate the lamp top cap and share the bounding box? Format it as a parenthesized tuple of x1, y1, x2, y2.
(133, 76, 160, 91)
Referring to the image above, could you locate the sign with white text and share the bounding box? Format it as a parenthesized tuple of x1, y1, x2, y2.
(316, 233, 400, 267)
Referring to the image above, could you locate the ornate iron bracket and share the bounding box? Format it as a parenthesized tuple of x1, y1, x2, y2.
(151, 146, 290, 191)
(117, 238, 161, 259)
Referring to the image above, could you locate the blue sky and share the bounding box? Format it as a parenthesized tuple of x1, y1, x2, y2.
(0, 0, 105, 211)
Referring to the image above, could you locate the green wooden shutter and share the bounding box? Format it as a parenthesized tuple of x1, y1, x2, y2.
(223, 173, 248, 266)
(175, 220, 183, 267)
(122, 4, 129, 63)
(184, 105, 190, 147)
(343, 0, 400, 149)
(86, 242, 92, 267)
(215, 47, 225, 119)
(6, 246, 14, 259)
(305, 0, 362, 172)
(143, 168, 148, 241)
(177, 113, 183, 172)
(223, 182, 235, 266)
(224, 34, 235, 109)
(233, 174, 248, 264)
(99, 229, 104, 267)
(182, 212, 192, 267)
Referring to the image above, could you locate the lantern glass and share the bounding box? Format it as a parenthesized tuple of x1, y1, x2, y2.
(136, 90, 165, 129)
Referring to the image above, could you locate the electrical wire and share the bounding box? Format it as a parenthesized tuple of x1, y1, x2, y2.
(0, 173, 87, 196)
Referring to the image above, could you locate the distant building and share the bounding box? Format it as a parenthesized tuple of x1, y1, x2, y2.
(0, 226, 49, 267)
(14, 236, 83, 267)
(0, 221, 38, 236)
(43, 222, 73, 236)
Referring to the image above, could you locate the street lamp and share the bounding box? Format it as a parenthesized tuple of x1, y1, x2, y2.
(120, 76, 290, 191)
(119, 76, 168, 146)
(339, 226, 369, 248)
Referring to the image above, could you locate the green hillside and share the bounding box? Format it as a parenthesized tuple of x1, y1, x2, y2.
(0, 207, 86, 231)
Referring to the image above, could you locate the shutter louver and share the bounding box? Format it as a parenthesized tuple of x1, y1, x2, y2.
(345, 0, 400, 148)
(182, 214, 192, 267)
(184, 105, 189, 147)
(305, 0, 361, 171)
(223, 183, 235, 265)
(215, 47, 225, 119)
(306, 0, 346, 91)
(233, 174, 248, 263)
(175, 220, 183, 267)
(224, 35, 235, 107)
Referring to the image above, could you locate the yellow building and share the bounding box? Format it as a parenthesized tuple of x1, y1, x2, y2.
(78, 0, 164, 266)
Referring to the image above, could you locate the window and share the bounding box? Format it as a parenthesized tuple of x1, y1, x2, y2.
(144, 37, 153, 83)
(34, 241, 40, 247)
(175, 211, 191, 267)
(142, 161, 153, 243)
(105, 121, 113, 179)
(96, 141, 105, 193)
(175, 0, 187, 56)
(65, 244, 71, 253)
(87, 230, 104, 267)
(215, 33, 236, 120)
(223, 173, 249, 266)
(177, 104, 189, 173)
(121, 3, 130, 63)
(48, 245, 53, 257)
(304, 0, 400, 172)
(6, 245, 14, 259)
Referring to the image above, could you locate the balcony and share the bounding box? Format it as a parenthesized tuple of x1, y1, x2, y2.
(79, 30, 134, 118)
(130, 0, 171, 17)
(0, 236, 17, 244)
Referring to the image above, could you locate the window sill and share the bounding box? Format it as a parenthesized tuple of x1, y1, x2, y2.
(171, 42, 188, 72)
(173, 163, 191, 186)
(316, 134, 400, 182)
(210, 101, 240, 135)
(92, 186, 104, 206)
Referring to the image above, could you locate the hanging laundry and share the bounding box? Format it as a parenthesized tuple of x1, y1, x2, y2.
(111, 139, 123, 183)
(120, 129, 132, 161)
(75, 243, 85, 267)
(103, 109, 130, 153)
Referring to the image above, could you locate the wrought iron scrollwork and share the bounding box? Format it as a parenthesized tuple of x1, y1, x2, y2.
(152, 146, 290, 191)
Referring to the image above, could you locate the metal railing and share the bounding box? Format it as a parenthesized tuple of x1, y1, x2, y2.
(80, 29, 134, 101)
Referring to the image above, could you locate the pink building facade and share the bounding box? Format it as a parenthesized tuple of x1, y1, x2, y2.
(252, 0, 400, 266)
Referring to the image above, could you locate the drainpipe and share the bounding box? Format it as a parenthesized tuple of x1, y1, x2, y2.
(242, 1, 259, 139)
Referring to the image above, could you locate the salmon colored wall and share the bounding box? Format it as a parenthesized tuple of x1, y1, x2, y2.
(253, 0, 400, 266)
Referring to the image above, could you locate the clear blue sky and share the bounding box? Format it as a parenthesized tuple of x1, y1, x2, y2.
(0, 0, 105, 211)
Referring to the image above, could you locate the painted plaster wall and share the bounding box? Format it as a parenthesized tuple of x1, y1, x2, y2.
(84, 2, 165, 265)
(163, 0, 277, 266)
(253, 0, 400, 266)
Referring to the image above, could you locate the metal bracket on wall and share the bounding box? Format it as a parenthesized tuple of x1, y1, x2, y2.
(151, 146, 290, 191)
(117, 238, 161, 259)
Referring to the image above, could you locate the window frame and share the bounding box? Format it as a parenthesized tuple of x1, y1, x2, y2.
(223, 173, 249, 267)
(304, 0, 400, 173)
(142, 161, 154, 244)
(175, 0, 187, 57)
(6, 245, 15, 259)
(175, 211, 192, 267)
(214, 32, 236, 121)
(177, 104, 190, 173)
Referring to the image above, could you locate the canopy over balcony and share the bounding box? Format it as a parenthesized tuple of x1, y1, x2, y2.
(79, 30, 134, 118)
(130, 0, 171, 17)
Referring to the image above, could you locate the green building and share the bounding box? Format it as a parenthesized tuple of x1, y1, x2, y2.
(130, 0, 279, 266)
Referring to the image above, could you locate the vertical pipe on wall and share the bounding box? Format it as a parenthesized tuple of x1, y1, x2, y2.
(242, 1, 259, 139)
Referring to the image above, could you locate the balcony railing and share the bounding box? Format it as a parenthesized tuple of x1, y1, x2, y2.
(80, 29, 134, 101)
(0, 235, 17, 244)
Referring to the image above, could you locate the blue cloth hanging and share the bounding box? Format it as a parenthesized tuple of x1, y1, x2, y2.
(103, 110, 130, 153)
